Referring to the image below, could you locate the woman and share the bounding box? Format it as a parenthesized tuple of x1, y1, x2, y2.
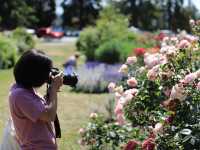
(8, 49, 63, 150)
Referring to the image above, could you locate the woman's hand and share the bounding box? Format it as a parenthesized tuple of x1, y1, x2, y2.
(51, 72, 63, 92)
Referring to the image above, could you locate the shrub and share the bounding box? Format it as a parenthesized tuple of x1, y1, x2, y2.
(11, 27, 35, 54)
(76, 27, 100, 61)
(0, 35, 17, 69)
(95, 40, 122, 64)
(79, 21, 200, 150)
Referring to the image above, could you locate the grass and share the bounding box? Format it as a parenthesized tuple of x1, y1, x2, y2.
(0, 40, 109, 150)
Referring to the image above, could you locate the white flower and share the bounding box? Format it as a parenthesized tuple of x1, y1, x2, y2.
(126, 56, 137, 65)
(108, 82, 116, 93)
(118, 64, 128, 74)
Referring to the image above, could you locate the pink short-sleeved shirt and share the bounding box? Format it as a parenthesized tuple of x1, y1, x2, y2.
(9, 84, 57, 150)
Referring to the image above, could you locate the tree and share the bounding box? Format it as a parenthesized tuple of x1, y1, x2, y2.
(26, 0, 56, 28)
(111, 0, 198, 32)
(62, 0, 102, 29)
(0, 0, 37, 29)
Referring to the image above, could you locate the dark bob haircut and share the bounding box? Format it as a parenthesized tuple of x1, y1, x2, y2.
(14, 49, 52, 89)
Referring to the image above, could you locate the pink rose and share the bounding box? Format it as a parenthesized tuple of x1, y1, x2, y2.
(79, 128, 86, 136)
(126, 56, 137, 65)
(184, 35, 199, 43)
(115, 92, 122, 100)
(114, 102, 123, 115)
(124, 88, 139, 96)
(144, 54, 159, 69)
(197, 82, 200, 90)
(189, 19, 195, 26)
(108, 82, 116, 93)
(78, 139, 86, 146)
(184, 73, 197, 84)
(147, 65, 160, 81)
(114, 85, 124, 94)
(153, 123, 163, 134)
(116, 113, 125, 125)
(90, 113, 98, 119)
(127, 77, 138, 87)
(170, 83, 186, 101)
(177, 40, 191, 49)
(119, 64, 128, 74)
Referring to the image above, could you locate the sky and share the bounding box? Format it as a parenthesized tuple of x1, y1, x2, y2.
(55, 0, 200, 16)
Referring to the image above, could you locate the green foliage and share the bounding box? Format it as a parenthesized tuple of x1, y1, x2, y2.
(112, 0, 199, 32)
(0, 35, 17, 69)
(11, 27, 35, 54)
(80, 22, 200, 149)
(62, 0, 101, 29)
(77, 6, 154, 63)
(79, 114, 146, 150)
(0, 0, 37, 29)
(95, 40, 122, 64)
(76, 27, 100, 61)
(26, 0, 56, 28)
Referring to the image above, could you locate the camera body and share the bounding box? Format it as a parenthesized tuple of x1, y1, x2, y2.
(48, 68, 78, 87)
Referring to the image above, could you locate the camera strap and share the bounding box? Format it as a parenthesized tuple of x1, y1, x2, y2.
(54, 115, 61, 138)
(46, 84, 61, 138)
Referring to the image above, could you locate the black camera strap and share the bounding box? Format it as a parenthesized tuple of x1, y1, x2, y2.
(54, 114, 61, 138)
(46, 84, 61, 138)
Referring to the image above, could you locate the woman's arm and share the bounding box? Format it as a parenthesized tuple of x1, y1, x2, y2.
(39, 73, 63, 122)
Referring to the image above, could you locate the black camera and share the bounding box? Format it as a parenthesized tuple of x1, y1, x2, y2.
(48, 68, 78, 87)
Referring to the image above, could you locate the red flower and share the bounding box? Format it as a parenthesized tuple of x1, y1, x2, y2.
(154, 32, 166, 41)
(123, 140, 140, 150)
(142, 138, 155, 150)
(134, 48, 146, 56)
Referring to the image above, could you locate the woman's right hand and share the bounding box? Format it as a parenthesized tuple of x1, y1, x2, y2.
(50, 72, 63, 91)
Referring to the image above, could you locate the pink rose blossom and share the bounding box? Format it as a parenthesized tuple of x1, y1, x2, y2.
(127, 77, 138, 87)
(170, 83, 186, 101)
(90, 113, 98, 119)
(126, 56, 137, 65)
(189, 19, 195, 26)
(197, 82, 200, 90)
(78, 139, 86, 145)
(184, 35, 199, 43)
(153, 123, 164, 134)
(124, 88, 139, 96)
(79, 128, 86, 136)
(147, 65, 160, 81)
(108, 82, 116, 93)
(184, 73, 197, 84)
(177, 40, 191, 49)
(116, 113, 125, 125)
(120, 93, 133, 105)
(114, 85, 124, 94)
(119, 64, 128, 74)
(114, 102, 123, 115)
(115, 92, 122, 100)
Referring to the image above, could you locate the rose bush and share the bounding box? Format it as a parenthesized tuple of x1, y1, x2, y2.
(79, 20, 200, 150)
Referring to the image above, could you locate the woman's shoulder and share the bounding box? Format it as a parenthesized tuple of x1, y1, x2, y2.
(9, 84, 34, 99)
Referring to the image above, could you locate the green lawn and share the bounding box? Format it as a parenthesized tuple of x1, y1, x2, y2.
(0, 40, 109, 150)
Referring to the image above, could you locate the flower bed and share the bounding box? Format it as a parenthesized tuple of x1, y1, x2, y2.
(74, 62, 123, 93)
(78, 20, 200, 149)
